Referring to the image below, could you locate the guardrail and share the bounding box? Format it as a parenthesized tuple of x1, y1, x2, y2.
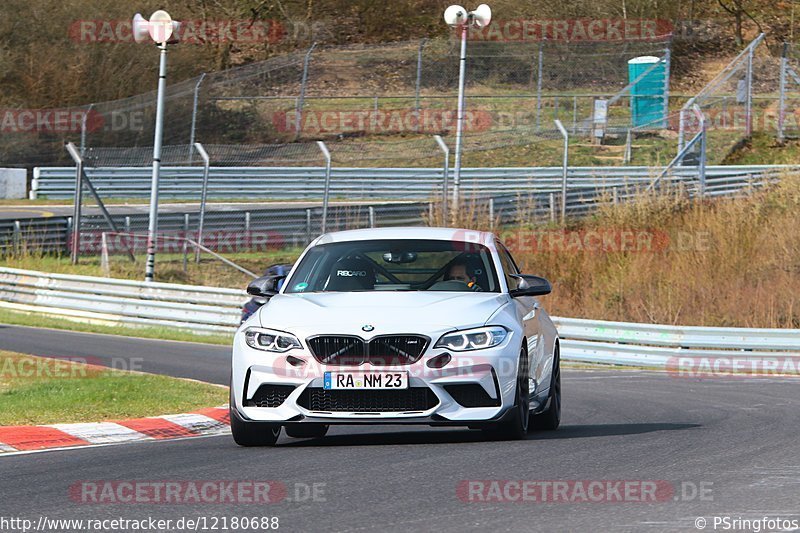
(2, 267, 798, 366)
(0, 203, 428, 255)
(31, 165, 796, 200)
(0, 267, 243, 334)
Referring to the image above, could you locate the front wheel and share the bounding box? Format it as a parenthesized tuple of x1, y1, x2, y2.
(483, 348, 530, 440)
(230, 383, 281, 446)
(531, 344, 561, 431)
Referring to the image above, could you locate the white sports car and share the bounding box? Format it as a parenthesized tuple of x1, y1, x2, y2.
(230, 227, 560, 446)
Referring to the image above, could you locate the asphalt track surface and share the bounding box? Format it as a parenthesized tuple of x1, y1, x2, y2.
(1, 325, 799, 532)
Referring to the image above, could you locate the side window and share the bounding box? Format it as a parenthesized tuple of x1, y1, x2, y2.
(495, 241, 519, 290)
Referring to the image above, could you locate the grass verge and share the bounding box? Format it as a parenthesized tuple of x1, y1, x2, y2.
(0, 351, 227, 426)
(0, 308, 233, 346)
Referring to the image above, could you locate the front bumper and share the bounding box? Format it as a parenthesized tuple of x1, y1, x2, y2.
(231, 329, 523, 425)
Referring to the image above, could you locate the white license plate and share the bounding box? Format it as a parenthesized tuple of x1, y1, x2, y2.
(323, 371, 408, 390)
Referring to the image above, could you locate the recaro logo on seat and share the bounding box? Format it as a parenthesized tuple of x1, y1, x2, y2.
(337, 270, 367, 277)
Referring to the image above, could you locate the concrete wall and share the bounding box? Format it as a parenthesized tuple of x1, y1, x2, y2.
(0, 169, 26, 199)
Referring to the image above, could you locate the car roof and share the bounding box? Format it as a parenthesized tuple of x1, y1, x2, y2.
(313, 227, 497, 248)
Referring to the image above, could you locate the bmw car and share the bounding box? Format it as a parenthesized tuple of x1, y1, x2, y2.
(230, 227, 560, 446)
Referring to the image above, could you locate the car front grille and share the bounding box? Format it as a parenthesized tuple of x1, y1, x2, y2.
(443, 384, 501, 408)
(244, 384, 297, 408)
(297, 387, 439, 412)
(307, 335, 429, 366)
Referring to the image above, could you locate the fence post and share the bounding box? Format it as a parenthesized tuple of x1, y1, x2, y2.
(488, 198, 494, 230)
(415, 39, 427, 132)
(624, 129, 632, 164)
(698, 106, 708, 197)
(12, 220, 21, 255)
(433, 135, 449, 224)
(188, 73, 207, 163)
(368, 206, 376, 228)
(745, 39, 754, 137)
(80, 103, 94, 157)
(101, 232, 110, 277)
(549, 193, 556, 223)
(778, 43, 788, 144)
(182, 213, 190, 272)
(68, 145, 84, 264)
(193, 142, 211, 263)
(295, 42, 317, 138)
(571, 96, 578, 134)
(536, 41, 544, 130)
(554, 119, 569, 223)
(317, 141, 332, 233)
(305, 209, 312, 242)
(662, 43, 671, 128)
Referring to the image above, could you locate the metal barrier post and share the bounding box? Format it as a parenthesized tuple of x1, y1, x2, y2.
(433, 135, 449, 224)
(536, 41, 543, 130)
(80, 103, 94, 157)
(415, 39, 427, 132)
(295, 42, 317, 138)
(745, 41, 754, 137)
(368, 206, 376, 228)
(778, 43, 788, 144)
(624, 129, 632, 164)
(182, 213, 190, 272)
(694, 105, 708, 197)
(317, 141, 332, 233)
(554, 119, 569, 223)
(188, 73, 207, 163)
(68, 146, 84, 264)
(193, 142, 210, 263)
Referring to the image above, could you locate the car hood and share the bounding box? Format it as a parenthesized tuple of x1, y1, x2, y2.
(257, 291, 508, 331)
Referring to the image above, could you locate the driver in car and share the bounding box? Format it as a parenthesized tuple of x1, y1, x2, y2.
(445, 259, 478, 289)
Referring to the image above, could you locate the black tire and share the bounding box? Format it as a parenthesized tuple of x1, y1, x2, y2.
(531, 344, 561, 431)
(483, 348, 530, 441)
(285, 424, 329, 439)
(229, 383, 281, 447)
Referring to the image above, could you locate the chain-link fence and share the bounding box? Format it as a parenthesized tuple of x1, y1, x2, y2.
(3, 35, 678, 168)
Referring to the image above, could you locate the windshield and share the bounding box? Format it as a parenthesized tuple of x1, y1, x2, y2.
(285, 239, 499, 293)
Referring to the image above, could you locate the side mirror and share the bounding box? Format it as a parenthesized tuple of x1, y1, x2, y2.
(246, 275, 285, 297)
(509, 274, 552, 297)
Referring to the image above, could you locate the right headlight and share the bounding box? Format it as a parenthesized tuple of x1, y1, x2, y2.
(434, 326, 509, 352)
(244, 327, 301, 353)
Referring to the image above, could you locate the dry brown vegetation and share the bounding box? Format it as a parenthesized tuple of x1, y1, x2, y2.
(504, 179, 800, 328)
(0, 0, 789, 108)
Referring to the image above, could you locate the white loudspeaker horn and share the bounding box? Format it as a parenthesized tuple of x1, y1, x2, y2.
(148, 9, 174, 44)
(167, 21, 181, 44)
(132, 13, 150, 44)
(471, 4, 492, 28)
(444, 5, 467, 26)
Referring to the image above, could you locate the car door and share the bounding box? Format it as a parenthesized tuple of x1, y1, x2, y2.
(496, 241, 546, 393)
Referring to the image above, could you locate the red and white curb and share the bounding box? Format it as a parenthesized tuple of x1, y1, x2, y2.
(0, 406, 230, 454)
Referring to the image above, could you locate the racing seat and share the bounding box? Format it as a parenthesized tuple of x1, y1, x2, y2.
(325, 257, 376, 291)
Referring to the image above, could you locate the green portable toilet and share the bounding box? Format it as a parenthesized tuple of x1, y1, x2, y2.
(628, 56, 667, 128)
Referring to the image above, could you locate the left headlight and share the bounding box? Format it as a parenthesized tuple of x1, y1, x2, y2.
(244, 327, 302, 353)
(434, 326, 509, 352)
